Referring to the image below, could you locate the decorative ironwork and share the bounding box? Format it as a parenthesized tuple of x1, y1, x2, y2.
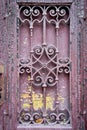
(19, 5, 70, 28)
(32, 45, 57, 87)
(19, 46, 71, 86)
(18, 45, 71, 125)
(58, 58, 71, 74)
(19, 59, 31, 74)
(18, 108, 70, 125)
(18, 5, 71, 125)
(19, 5, 70, 46)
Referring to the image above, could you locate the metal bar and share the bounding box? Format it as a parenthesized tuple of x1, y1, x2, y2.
(30, 14, 33, 112)
(42, 7, 47, 46)
(42, 72, 47, 123)
(43, 86, 47, 124)
(29, 43, 34, 123)
(55, 27, 59, 110)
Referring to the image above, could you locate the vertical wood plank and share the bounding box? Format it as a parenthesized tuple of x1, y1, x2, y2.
(0, 0, 9, 130)
(81, 0, 87, 129)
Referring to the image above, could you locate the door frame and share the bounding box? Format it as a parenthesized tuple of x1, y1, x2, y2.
(2, 0, 82, 130)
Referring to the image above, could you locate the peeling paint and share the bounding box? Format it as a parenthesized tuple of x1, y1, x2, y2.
(0, 64, 4, 73)
(32, 93, 43, 110)
(46, 95, 54, 110)
(20, 76, 54, 110)
(21, 93, 30, 99)
(28, 75, 31, 81)
(20, 90, 54, 110)
(57, 95, 65, 103)
(22, 103, 30, 108)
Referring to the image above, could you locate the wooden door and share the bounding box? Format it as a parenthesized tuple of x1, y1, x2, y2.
(0, 1, 82, 130)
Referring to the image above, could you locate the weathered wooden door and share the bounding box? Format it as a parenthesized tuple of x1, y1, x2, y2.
(0, 0, 82, 130)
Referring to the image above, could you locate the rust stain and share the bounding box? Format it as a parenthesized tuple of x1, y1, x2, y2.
(36, 118, 43, 123)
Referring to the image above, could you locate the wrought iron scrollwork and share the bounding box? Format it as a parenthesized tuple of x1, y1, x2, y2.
(58, 58, 71, 74)
(19, 5, 70, 28)
(32, 45, 57, 87)
(18, 5, 71, 126)
(19, 45, 71, 86)
(19, 59, 31, 74)
(18, 45, 71, 125)
(18, 108, 70, 125)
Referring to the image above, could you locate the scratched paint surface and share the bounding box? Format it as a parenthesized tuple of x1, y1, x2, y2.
(20, 75, 55, 110)
(20, 75, 66, 111)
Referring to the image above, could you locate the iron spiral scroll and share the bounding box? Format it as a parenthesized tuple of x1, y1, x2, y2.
(19, 108, 70, 125)
(19, 45, 71, 87)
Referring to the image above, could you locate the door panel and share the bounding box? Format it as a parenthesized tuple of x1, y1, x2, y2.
(17, 5, 71, 128)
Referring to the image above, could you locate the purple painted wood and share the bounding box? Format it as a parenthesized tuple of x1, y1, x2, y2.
(80, 0, 87, 129)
